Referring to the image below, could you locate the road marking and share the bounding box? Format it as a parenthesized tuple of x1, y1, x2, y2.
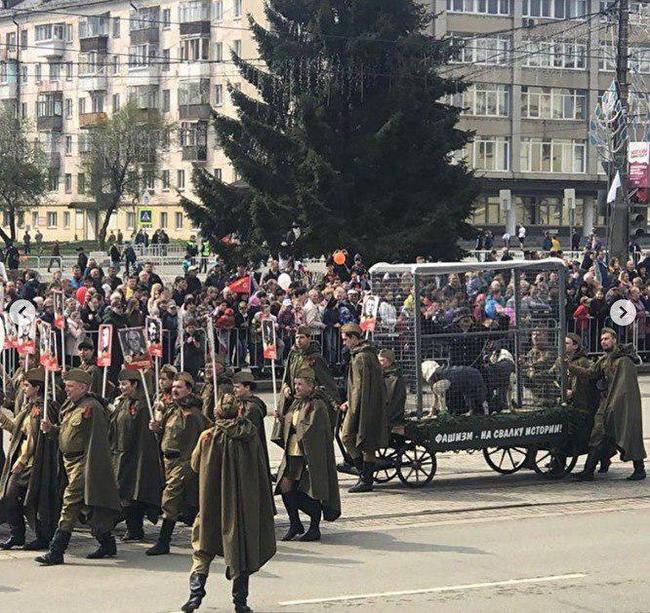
(278, 573, 587, 606)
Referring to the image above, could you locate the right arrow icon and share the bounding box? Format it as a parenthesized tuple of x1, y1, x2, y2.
(611, 299, 636, 327)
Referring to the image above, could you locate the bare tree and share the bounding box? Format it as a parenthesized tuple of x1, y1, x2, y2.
(0, 109, 48, 246)
(82, 102, 172, 249)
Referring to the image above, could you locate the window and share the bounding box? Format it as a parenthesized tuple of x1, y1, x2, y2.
(522, 39, 587, 70)
(180, 37, 210, 62)
(46, 211, 58, 227)
(175, 212, 183, 230)
(179, 1, 210, 23)
(521, 87, 587, 120)
(145, 172, 155, 190)
(214, 168, 222, 180)
(112, 94, 120, 112)
(37, 93, 62, 117)
(177, 169, 186, 190)
(65, 98, 73, 118)
(469, 136, 510, 172)
(112, 56, 120, 75)
(127, 212, 135, 230)
(178, 79, 210, 105)
(128, 44, 158, 69)
(450, 33, 511, 66)
(162, 8, 172, 28)
(162, 49, 171, 72)
(65, 24, 73, 42)
(180, 121, 207, 147)
(129, 7, 159, 31)
(523, 0, 587, 18)
(21, 66, 27, 83)
(233, 39, 242, 57)
(520, 138, 586, 173)
(91, 94, 104, 113)
(64, 174, 72, 193)
(446, 0, 510, 15)
(113, 16, 120, 38)
(214, 0, 224, 21)
(214, 84, 223, 106)
(66, 62, 73, 80)
(79, 15, 108, 39)
(162, 89, 171, 112)
(79, 52, 106, 77)
(78, 173, 86, 193)
(470, 196, 503, 226)
(5, 32, 16, 53)
(35, 64, 42, 83)
(63, 212, 70, 228)
(234, 0, 243, 18)
(20, 29, 27, 50)
(35, 24, 66, 42)
(65, 135, 73, 155)
(600, 42, 650, 74)
(214, 42, 223, 63)
(49, 62, 60, 81)
(160, 211, 168, 228)
(451, 83, 510, 117)
(128, 85, 159, 109)
(162, 169, 170, 189)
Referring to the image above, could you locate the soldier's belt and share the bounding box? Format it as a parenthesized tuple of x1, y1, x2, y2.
(162, 450, 181, 459)
(62, 451, 84, 460)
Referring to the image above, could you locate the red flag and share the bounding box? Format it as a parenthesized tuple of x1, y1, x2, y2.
(227, 275, 252, 295)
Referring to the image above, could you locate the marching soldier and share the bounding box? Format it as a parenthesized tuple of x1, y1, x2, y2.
(201, 355, 233, 420)
(109, 369, 164, 542)
(0, 368, 59, 550)
(339, 323, 388, 493)
(154, 364, 177, 419)
(147, 372, 211, 556)
(569, 328, 646, 481)
(36, 369, 121, 565)
(276, 369, 340, 542)
(378, 349, 407, 426)
(281, 326, 340, 429)
(78, 338, 106, 396)
(180, 394, 276, 613)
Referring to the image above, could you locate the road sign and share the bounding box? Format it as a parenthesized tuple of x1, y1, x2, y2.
(610, 299, 636, 327)
(137, 207, 153, 228)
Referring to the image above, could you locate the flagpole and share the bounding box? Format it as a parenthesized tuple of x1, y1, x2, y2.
(139, 369, 154, 421)
(43, 364, 49, 423)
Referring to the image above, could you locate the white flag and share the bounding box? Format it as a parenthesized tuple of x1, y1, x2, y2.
(607, 171, 621, 203)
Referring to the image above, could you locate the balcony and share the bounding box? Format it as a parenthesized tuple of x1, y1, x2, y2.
(0, 81, 17, 99)
(37, 115, 63, 132)
(178, 62, 211, 80)
(178, 104, 212, 120)
(127, 65, 161, 87)
(180, 21, 211, 36)
(80, 36, 108, 53)
(134, 108, 161, 123)
(79, 112, 108, 129)
(130, 28, 159, 45)
(35, 39, 66, 59)
(182, 145, 208, 162)
(80, 74, 108, 92)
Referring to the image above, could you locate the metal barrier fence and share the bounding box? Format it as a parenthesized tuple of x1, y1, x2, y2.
(567, 315, 648, 360)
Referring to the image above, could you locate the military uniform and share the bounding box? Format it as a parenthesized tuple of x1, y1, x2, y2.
(147, 375, 211, 556)
(79, 356, 105, 396)
(180, 395, 276, 613)
(522, 346, 556, 407)
(200, 363, 234, 420)
(380, 350, 407, 427)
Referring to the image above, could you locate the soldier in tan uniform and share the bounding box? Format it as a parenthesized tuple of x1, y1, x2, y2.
(201, 355, 233, 420)
(147, 372, 211, 556)
(0, 368, 59, 550)
(36, 369, 121, 565)
(153, 364, 177, 420)
(78, 338, 106, 396)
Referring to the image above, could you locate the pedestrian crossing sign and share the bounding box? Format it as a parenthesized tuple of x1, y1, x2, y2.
(137, 207, 153, 228)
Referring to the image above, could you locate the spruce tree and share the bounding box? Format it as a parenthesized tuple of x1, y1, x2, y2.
(183, 0, 478, 263)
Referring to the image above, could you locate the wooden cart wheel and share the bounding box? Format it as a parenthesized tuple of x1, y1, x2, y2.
(373, 447, 399, 483)
(532, 450, 579, 478)
(482, 447, 528, 474)
(397, 445, 436, 488)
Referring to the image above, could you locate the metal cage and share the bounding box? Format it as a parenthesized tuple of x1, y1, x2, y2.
(369, 259, 567, 417)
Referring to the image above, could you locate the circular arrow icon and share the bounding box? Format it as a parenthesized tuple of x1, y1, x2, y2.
(610, 299, 636, 327)
(9, 299, 36, 327)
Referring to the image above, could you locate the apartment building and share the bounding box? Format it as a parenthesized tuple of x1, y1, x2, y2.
(425, 0, 649, 241)
(0, 0, 265, 242)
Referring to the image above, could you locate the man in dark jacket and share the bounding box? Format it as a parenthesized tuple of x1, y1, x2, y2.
(422, 360, 487, 416)
(102, 297, 129, 385)
(378, 349, 406, 426)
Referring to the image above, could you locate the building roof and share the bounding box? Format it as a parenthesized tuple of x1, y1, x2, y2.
(0, 0, 113, 21)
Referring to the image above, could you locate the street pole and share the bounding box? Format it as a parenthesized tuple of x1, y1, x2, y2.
(609, 0, 630, 264)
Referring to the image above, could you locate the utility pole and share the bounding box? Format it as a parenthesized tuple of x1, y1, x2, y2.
(609, 0, 630, 263)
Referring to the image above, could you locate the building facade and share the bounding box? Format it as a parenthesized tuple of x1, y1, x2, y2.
(425, 0, 649, 242)
(0, 0, 265, 242)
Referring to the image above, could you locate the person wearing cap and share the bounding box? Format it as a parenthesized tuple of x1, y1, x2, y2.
(0, 368, 59, 551)
(154, 364, 178, 418)
(339, 323, 388, 493)
(280, 326, 340, 432)
(109, 369, 164, 542)
(36, 368, 121, 565)
(201, 355, 234, 420)
(569, 327, 646, 481)
(180, 393, 276, 613)
(147, 372, 211, 556)
(232, 372, 274, 495)
(276, 368, 340, 542)
(78, 338, 107, 397)
(378, 349, 406, 427)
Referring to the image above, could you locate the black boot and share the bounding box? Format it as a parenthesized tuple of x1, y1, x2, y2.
(24, 521, 50, 551)
(573, 448, 599, 482)
(146, 519, 175, 556)
(87, 532, 117, 559)
(181, 572, 207, 612)
(598, 458, 611, 474)
(295, 492, 322, 542)
(348, 461, 374, 493)
(280, 492, 304, 541)
(232, 573, 251, 613)
(1, 503, 26, 549)
(627, 460, 646, 481)
(35, 529, 71, 566)
(0, 534, 25, 550)
(122, 506, 145, 542)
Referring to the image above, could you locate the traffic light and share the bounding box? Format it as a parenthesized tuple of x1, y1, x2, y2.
(629, 192, 647, 239)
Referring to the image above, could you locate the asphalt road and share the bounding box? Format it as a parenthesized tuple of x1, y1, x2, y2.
(3, 380, 650, 612)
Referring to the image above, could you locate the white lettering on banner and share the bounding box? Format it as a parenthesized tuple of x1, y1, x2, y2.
(434, 423, 564, 445)
(435, 431, 474, 444)
(524, 424, 563, 436)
